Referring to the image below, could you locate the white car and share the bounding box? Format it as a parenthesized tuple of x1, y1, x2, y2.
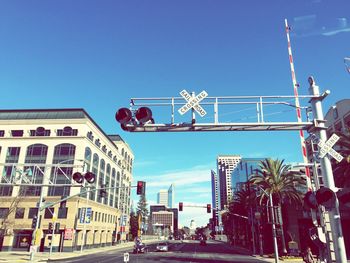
(156, 242, 169, 252)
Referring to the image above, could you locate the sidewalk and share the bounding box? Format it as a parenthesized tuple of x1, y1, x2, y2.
(0, 240, 158, 263)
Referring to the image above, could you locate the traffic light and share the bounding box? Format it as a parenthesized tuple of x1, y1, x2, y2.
(179, 202, 183, 211)
(207, 204, 211, 213)
(115, 108, 133, 124)
(48, 222, 53, 234)
(72, 172, 96, 184)
(31, 216, 38, 229)
(137, 181, 146, 195)
(99, 184, 107, 198)
(304, 191, 318, 209)
(135, 107, 154, 124)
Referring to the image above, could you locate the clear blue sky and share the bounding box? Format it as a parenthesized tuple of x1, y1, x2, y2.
(0, 0, 349, 227)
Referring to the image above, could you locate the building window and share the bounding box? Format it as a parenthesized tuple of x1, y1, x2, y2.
(57, 126, 78, 136)
(28, 208, 38, 218)
(333, 107, 338, 119)
(0, 208, 9, 218)
(44, 208, 54, 219)
(15, 208, 25, 219)
(48, 144, 76, 197)
(20, 144, 48, 196)
(30, 127, 51, 136)
(58, 207, 68, 219)
(0, 130, 4, 137)
(11, 130, 23, 137)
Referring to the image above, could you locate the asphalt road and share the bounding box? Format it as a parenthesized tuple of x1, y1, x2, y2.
(53, 240, 271, 263)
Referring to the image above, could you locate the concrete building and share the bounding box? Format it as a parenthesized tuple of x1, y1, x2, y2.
(149, 205, 178, 237)
(168, 184, 175, 208)
(217, 155, 241, 210)
(157, 189, 168, 207)
(151, 211, 174, 236)
(0, 109, 134, 252)
(210, 170, 220, 227)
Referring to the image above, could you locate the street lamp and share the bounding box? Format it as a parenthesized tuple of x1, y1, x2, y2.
(259, 186, 279, 263)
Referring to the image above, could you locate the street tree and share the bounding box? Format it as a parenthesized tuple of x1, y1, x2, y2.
(136, 193, 148, 231)
(249, 158, 306, 254)
(129, 210, 138, 239)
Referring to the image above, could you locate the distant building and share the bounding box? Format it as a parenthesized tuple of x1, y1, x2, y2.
(189, 219, 196, 235)
(149, 205, 178, 236)
(157, 189, 168, 206)
(168, 184, 175, 208)
(231, 158, 264, 193)
(211, 170, 220, 227)
(217, 155, 241, 210)
(0, 109, 134, 252)
(152, 211, 174, 235)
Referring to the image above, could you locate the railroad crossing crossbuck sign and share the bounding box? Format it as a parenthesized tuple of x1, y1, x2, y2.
(317, 133, 343, 162)
(178, 90, 208, 117)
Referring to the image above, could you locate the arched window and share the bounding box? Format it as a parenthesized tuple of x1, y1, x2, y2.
(97, 159, 106, 204)
(48, 143, 76, 197)
(84, 147, 92, 171)
(90, 153, 99, 201)
(20, 144, 48, 196)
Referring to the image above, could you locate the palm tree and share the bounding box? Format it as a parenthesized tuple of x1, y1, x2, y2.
(249, 158, 306, 254)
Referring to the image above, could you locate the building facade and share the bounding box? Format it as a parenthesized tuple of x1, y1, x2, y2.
(157, 190, 168, 207)
(168, 184, 175, 209)
(0, 109, 134, 252)
(210, 170, 220, 227)
(217, 155, 241, 210)
(149, 205, 178, 237)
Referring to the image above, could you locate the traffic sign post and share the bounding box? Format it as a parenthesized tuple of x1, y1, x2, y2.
(123, 252, 129, 262)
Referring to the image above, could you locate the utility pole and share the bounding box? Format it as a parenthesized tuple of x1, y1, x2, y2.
(308, 76, 347, 263)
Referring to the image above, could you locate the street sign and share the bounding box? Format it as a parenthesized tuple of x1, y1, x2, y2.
(178, 89, 208, 117)
(123, 252, 129, 262)
(317, 133, 343, 162)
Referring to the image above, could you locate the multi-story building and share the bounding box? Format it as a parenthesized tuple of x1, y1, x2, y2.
(0, 109, 134, 252)
(168, 184, 175, 208)
(157, 190, 168, 207)
(210, 170, 220, 227)
(231, 158, 264, 193)
(149, 205, 178, 237)
(151, 211, 174, 236)
(217, 155, 241, 210)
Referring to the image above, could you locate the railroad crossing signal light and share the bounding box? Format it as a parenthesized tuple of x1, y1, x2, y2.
(137, 181, 146, 195)
(135, 107, 154, 124)
(72, 172, 96, 184)
(179, 202, 183, 211)
(84, 172, 96, 184)
(115, 108, 133, 124)
(72, 172, 84, 184)
(304, 187, 350, 210)
(207, 204, 211, 213)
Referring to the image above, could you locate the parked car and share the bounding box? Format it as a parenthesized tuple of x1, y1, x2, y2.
(156, 242, 169, 252)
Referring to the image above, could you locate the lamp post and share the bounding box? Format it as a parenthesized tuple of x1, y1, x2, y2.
(259, 186, 279, 263)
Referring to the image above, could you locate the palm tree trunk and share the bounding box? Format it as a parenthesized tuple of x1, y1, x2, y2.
(277, 204, 287, 254)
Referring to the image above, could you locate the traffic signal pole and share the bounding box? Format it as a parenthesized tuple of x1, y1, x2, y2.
(308, 76, 347, 263)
